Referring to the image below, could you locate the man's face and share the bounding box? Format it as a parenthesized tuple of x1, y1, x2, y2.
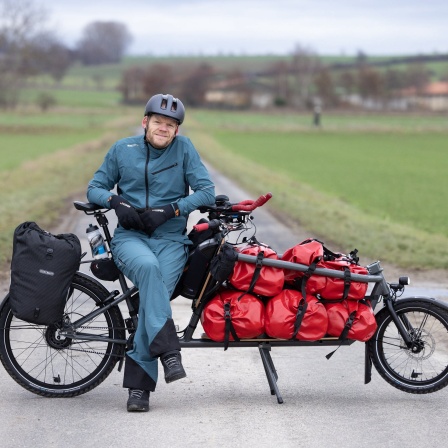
(142, 114, 178, 149)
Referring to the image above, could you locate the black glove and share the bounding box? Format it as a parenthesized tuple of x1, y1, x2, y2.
(109, 196, 143, 231)
(140, 203, 179, 236)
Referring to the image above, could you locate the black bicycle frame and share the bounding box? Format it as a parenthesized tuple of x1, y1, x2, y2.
(70, 200, 448, 403)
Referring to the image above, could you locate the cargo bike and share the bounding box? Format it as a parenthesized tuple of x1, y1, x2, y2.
(1, 193, 448, 404)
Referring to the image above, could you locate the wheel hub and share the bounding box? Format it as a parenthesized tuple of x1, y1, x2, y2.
(45, 324, 72, 349)
(403, 330, 435, 360)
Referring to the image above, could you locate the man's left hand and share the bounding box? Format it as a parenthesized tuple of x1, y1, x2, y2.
(140, 203, 180, 236)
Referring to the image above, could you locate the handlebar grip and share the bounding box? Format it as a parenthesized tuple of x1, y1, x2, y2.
(193, 222, 211, 232)
(232, 192, 273, 211)
(193, 219, 221, 232)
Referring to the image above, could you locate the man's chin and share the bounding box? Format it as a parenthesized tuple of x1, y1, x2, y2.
(149, 138, 170, 149)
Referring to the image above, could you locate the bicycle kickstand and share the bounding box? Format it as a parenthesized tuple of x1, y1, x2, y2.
(258, 343, 284, 404)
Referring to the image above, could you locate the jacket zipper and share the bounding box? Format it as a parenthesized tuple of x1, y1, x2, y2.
(145, 145, 150, 209)
(151, 163, 178, 175)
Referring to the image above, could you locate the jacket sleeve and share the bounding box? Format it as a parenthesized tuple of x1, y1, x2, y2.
(86, 143, 119, 208)
(176, 142, 215, 215)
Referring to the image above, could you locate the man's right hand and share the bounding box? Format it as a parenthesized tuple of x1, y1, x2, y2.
(109, 196, 143, 231)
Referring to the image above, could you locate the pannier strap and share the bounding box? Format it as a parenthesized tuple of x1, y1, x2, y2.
(291, 298, 308, 340)
(237, 251, 265, 301)
(248, 251, 264, 294)
(343, 267, 351, 300)
(223, 302, 240, 350)
(300, 257, 320, 300)
(339, 310, 357, 341)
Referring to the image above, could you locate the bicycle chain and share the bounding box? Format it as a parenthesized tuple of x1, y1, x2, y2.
(65, 346, 123, 357)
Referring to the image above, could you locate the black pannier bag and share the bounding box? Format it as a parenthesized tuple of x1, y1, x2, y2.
(9, 222, 82, 325)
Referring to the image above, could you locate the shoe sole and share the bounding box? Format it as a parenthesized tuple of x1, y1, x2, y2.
(127, 403, 149, 412)
(165, 371, 187, 384)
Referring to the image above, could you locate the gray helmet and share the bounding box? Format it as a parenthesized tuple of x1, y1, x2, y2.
(144, 94, 185, 125)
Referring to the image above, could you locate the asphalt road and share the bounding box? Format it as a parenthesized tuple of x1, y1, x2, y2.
(1, 163, 447, 448)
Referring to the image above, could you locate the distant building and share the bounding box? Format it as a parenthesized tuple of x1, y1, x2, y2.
(402, 81, 448, 111)
(204, 78, 275, 109)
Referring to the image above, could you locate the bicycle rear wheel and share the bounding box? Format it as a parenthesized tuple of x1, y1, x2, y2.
(0, 273, 126, 397)
(369, 299, 448, 393)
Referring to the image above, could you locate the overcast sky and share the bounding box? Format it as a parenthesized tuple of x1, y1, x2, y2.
(40, 0, 447, 57)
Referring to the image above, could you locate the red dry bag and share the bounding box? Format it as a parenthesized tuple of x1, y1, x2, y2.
(230, 243, 284, 297)
(324, 300, 377, 342)
(201, 289, 265, 348)
(306, 259, 369, 301)
(265, 289, 328, 341)
(281, 238, 324, 282)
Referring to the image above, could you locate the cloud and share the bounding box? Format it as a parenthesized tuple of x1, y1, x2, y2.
(41, 0, 448, 55)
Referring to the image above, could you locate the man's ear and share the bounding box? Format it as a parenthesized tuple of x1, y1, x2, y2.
(142, 116, 148, 128)
(175, 126, 179, 135)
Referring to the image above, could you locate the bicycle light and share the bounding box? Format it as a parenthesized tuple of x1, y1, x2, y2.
(399, 276, 410, 286)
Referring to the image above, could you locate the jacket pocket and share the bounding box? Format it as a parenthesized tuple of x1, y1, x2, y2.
(151, 163, 178, 175)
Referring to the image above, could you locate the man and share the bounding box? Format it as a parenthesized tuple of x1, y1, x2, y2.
(87, 93, 215, 412)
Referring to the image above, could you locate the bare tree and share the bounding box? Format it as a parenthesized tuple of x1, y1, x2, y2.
(178, 63, 215, 107)
(20, 31, 72, 82)
(357, 67, 384, 102)
(338, 70, 356, 95)
(290, 44, 321, 108)
(0, 0, 47, 106)
(119, 65, 146, 103)
(77, 21, 132, 65)
(0, 0, 72, 106)
(142, 64, 175, 98)
(404, 63, 431, 94)
(314, 68, 337, 107)
(268, 60, 290, 105)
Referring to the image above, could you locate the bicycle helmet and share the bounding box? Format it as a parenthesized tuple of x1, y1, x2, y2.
(144, 94, 185, 125)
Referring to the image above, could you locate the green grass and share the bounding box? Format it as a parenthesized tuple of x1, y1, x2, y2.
(188, 109, 448, 132)
(20, 87, 122, 109)
(0, 104, 140, 270)
(209, 130, 448, 236)
(0, 131, 103, 171)
(186, 110, 448, 269)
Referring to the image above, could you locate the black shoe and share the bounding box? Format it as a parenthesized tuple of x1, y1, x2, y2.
(127, 389, 150, 412)
(160, 351, 187, 383)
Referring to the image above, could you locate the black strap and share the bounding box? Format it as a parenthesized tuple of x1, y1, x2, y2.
(339, 310, 357, 341)
(236, 250, 265, 301)
(322, 244, 342, 261)
(223, 302, 239, 350)
(247, 251, 264, 295)
(291, 298, 308, 340)
(342, 267, 351, 300)
(300, 256, 320, 301)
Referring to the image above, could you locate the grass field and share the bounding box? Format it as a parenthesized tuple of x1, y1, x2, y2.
(0, 101, 140, 269)
(186, 110, 448, 269)
(1, 87, 447, 271)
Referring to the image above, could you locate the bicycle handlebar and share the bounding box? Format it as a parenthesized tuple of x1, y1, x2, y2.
(193, 193, 272, 232)
(231, 192, 272, 211)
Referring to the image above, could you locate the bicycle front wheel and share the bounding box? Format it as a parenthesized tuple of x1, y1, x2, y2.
(369, 300, 448, 393)
(0, 273, 126, 397)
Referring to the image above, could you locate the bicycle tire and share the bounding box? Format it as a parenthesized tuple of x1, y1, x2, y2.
(0, 272, 126, 398)
(369, 299, 448, 393)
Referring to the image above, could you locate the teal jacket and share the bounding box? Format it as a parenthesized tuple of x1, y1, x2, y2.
(87, 134, 215, 242)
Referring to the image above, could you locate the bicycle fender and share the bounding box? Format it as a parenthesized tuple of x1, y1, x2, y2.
(396, 295, 448, 313)
(73, 271, 111, 299)
(0, 293, 10, 312)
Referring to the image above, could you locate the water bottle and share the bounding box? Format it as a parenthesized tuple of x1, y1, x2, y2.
(86, 224, 108, 259)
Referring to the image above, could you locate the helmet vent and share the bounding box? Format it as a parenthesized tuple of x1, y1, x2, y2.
(161, 98, 168, 110)
(171, 100, 178, 112)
